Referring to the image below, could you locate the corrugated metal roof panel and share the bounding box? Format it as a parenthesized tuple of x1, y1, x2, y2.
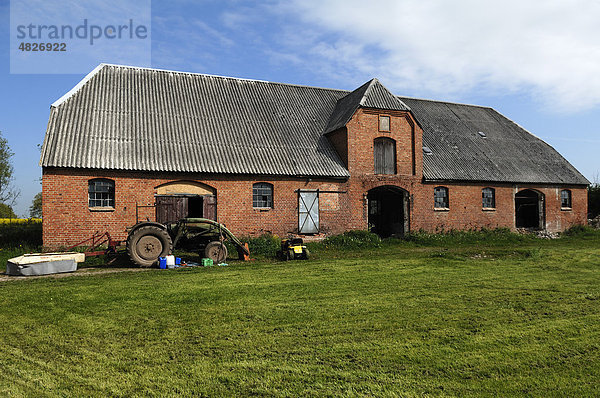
(401, 97, 589, 185)
(41, 64, 350, 178)
(324, 78, 410, 134)
(40, 64, 588, 185)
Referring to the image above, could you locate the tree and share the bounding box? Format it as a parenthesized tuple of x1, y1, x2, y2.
(29, 192, 42, 218)
(0, 131, 19, 206)
(0, 202, 17, 218)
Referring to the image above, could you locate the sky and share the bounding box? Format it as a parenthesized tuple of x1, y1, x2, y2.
(1, 0, 599, 216)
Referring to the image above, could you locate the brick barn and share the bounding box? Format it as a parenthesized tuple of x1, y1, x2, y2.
(40, 64, 588, 248)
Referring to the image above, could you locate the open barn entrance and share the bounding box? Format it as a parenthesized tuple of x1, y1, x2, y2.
(367, 186, 409, 238)
(515, 189, 544, 229)
(155, 181, 217, 224)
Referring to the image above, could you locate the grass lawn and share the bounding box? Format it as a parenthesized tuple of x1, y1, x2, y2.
(1, 232, 599, 396)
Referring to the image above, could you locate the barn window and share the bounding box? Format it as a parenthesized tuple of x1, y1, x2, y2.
(561, 189, 572, 208)
(88, 179, 115, 208)
(379, 115, 390, 132)
(434, 186, 449, 209)
(482, 187, 495, 208)
(374, 137, 396, 175)
(253, 182, 273, 208)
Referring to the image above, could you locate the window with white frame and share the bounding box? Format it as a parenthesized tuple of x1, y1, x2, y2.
(88, 179, 115, 208)
(253, 182, 273, 208)
(434, 186, 449, 209)
(482, 187, 495, 208)
(561, 189, 572, 208)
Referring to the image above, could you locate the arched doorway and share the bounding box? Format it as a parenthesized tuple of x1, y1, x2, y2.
(367, 186, 409, 238)
(515, 189, 545, 229)
(154, 181, 217, 223)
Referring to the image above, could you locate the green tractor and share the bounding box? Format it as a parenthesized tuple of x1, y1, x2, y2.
(126, 218, 249, 267)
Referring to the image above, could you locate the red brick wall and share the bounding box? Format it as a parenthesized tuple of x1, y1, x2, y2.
(42, 168, 350, 248)
(411, 182, 587, 232)
(41, 108, 588, 248)
(346, 109, 422, 177)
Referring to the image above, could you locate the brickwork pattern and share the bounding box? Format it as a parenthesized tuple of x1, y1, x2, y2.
(42, 108, 587, 247)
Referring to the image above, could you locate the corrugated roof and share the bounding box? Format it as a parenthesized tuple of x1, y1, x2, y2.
(324, 78, 410, 134)
(40, 64, 588, 185)
(41, 64, 350, 178)
(400, 97, 589, 184)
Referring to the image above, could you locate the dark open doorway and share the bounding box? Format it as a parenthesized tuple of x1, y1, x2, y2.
(515, 189, 544, 229)
(367, 186, 409, 238)
(187, 196, 204, 218)
(155, 195, 216, 224)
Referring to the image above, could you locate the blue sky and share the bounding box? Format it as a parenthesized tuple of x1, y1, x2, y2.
(1, 0, 599, 216)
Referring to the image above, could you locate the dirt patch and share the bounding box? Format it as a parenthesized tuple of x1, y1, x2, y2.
(0, 267, 154, 282)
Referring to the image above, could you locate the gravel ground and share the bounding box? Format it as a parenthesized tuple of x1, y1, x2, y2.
(0, 266, 153, 282)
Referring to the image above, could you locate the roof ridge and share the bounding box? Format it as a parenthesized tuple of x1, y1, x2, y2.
(399, 94, 493, 110)
(52, 63, 352, 108)
(358, 78, 378, 106)
(101, 63, 351, 93)
(51, 64, 106, 107)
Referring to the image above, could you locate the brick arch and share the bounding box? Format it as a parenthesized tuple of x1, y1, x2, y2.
(515, 188, 545, 229)
(366, 185, 410, 237)
(154, 180, 216, 196)
(364, 181, 411, 195)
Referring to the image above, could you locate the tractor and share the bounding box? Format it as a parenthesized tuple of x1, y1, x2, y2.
(126, 218, 249, 267)
(277, 237, 310, 260)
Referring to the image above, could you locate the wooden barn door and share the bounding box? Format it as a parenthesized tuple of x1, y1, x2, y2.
(156, 196, 188, 224)
(203, 195, 217, 221)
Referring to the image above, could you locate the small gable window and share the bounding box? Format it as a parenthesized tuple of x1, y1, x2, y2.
(379, 115, 390, 132)
(253, 182, 273, 208)
(434, 186, 449, 209)
(88, 179, 115, 208)
(561, 189, 572, 208)
(482, 187, 495, 209)
(374, 137, 396, 175)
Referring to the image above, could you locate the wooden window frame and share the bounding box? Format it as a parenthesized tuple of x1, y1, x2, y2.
(378, 115, 391, 132)
(373, 137, 397, 175)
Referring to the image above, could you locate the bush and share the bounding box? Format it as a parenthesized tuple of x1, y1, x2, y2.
(321, 230, 382, 249)
(561, 224, 598, 237)
(242, 233, 281, 258)
(0, 220, 42, 247)
(405, 227, 534, 246)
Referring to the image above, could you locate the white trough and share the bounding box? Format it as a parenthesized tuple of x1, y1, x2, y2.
(6, 253, 86, 276)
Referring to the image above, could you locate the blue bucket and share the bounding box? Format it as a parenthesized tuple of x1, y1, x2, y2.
(175, 257, 181, 265)
(158, 257, 167, 269)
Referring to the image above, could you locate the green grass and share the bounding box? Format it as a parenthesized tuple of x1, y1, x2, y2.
(1, 231, 600, 396)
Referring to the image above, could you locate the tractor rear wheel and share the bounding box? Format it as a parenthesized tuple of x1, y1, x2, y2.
(127, 225, 173, 267)
(205, 241, 228, 263)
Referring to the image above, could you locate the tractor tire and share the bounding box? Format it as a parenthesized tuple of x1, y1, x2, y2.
(205, 241, 228, 264)
(127, 225, 173, 267)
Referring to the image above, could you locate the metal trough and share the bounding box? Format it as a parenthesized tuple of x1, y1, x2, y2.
(6, 252, 85, 276)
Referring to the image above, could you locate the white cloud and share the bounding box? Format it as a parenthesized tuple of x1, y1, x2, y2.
(275, 0, 600, 111)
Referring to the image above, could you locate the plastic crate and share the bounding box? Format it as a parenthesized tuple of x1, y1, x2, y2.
(202, 258, 213, 267)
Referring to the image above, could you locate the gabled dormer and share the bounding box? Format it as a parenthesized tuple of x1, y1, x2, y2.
(324, 79, 422, 178)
